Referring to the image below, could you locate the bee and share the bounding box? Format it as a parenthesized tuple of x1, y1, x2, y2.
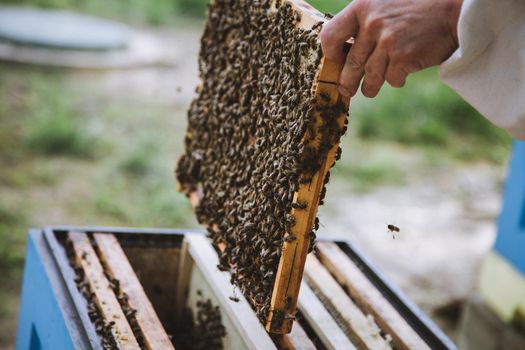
(335, 146, 342, 161)
(284, 233, 297, 243)
(387, 224, 400, 232)
(319, 91, 331, 102)
(291, 201, 308, 210)
(312, 21, 323, 32)
(387, 224, 400, 239)
(313, 217, 320, 231)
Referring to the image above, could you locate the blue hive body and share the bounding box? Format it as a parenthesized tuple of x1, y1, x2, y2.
(495, 140, 525, 274)
(16, 230, 81, 350)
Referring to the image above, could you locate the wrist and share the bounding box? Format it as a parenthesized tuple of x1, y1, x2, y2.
(446, 0, 463, 47)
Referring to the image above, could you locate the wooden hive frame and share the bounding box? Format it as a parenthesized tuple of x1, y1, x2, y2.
(67, 232, 174, 349)
(264, 0, 350, 334)
(57, 230, 325, 349)
(181, 0, 350, 334)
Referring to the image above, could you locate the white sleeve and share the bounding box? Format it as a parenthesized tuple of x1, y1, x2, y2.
(440, 0, 525, 141)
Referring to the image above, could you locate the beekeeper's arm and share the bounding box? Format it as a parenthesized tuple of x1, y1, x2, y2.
(321, 0, 525, 141)
(440, 0, 525, 140)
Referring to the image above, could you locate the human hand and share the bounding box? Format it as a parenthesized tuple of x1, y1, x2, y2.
(321, 0, 463, 98)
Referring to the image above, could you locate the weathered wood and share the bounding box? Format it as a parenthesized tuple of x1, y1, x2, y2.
(317, 242, 431, 350)
(68, 232, 140, 349)
(305, 255, 392, 350)
(263, 0, 350, 334)
(280, 321, 317, 350)
(185, 252, 253, 350)
(298, 281, 356, 350)
(123, 245, 180, 335)
(186, 235, 277, 350)
(93, 233, 174, 350)
(174, 239, 192, 324)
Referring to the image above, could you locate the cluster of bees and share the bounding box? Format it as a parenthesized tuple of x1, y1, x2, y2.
(107, 277, 145, 348)
(177, 0, 348, 323)
(177, 291, 227, 350)
(64, 237, 146, 350)
(64, 238, 119, 349)
(65, 234, 226, 349)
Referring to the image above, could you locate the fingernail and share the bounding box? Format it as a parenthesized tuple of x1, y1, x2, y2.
(339, 86, 350, 97)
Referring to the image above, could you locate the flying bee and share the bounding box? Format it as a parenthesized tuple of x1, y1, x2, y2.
(387, 224, 400, 239)
(229, 296, 240, 303)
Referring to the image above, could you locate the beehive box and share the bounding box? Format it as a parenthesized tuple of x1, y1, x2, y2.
(17, 227, 456, 350)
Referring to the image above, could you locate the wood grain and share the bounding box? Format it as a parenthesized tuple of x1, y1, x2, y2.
(68, 232, 141, 349)
(264, 0, 350, 334)
(266, 56, 349, 333)
(305, 255, 392, 350)
(122, 246, 180, 337)
(280, 321, 317, 350)
(93, 233, 174, 350)
(186, 235, 277, 349)
(298, 281, 356, 350)
(317, 242, 431, 350)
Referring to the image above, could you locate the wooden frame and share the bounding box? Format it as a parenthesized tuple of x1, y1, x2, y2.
(185, 235, 319, 349)
(93, 233, 174, 350)
(305, 255, 392, 349)
(179, 0, 350, 334)
(185, 235, 278, 350)
(316, 242, 430, 350)
(297, 281, 356, 350)
(68, 232, 141, 349)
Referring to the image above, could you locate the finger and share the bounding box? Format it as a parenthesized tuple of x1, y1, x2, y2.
(361, 47, 388, 98)
(320, 2, 359, 63)
(384, 64, 408, 88)
(338, 35, 375, 97)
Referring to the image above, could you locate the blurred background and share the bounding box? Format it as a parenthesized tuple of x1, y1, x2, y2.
(0, 0, 513, 348)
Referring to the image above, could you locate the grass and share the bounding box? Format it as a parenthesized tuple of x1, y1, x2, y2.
(0, 0, 347, 24)
(0, 64, 195, 345)
(0, 69, 101, 159)
(0, 203, 26, 272)
(335, 157, 406, 193)
(22, 88, 101, 158)
(0, 201, 27, 328)
(119, 139, 159, 177)
(308, 0, 349, 14)
(350, 68, 512, 164)
(0, 0, 209, 24)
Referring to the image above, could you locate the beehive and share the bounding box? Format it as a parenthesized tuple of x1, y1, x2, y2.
(18, 227, 455, 349)
(176, 0, 349, 334)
